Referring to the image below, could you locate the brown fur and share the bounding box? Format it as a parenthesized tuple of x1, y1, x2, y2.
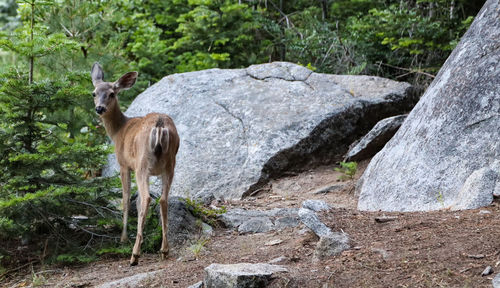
(91, 63, 179, 266)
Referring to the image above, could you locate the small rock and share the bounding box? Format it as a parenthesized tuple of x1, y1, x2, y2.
(204, 263, 287, 288)
(188, 281, 204, 288)
(482, 266, 493, 276)
(202, 223, 214, 236)
(265, 239, 283, 246)
(298, 208, 332, 237)
(493, 273, 500, 288)
(302, 200, 331, 212)
(374, 216, 398, 223)
(313, 233, 350, 260)
(467, 254, 485, 259)
(479, 210, 491, 214)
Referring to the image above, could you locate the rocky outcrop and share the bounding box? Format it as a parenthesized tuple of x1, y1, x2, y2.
(103, 62, 418, 200)
(357, 0, 500, 212)
(204, 263, 287, 288)
(344, 114, 407, 162)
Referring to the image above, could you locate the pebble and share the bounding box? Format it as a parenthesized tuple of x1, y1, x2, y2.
(482, 266, 493, 276)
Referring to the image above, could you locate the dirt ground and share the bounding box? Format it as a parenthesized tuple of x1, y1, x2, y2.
(2, 160, 500, 288)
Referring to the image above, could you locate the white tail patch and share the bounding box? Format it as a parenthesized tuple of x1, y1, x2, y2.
(150, 127, 170, 157)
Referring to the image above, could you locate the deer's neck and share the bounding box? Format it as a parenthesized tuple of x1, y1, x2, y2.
(101, 102, 128, 141)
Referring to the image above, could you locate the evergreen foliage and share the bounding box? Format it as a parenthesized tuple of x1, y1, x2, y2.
(0, 0, 120, 266)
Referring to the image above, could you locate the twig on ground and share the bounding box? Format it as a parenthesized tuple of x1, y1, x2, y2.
(0, 260, 40, 280)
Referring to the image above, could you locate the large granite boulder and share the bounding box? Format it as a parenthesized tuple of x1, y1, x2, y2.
(357, 0, 500, 212)
(103, 62, 417, 200)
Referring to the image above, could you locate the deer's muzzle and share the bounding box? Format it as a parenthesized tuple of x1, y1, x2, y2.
(96, 106, 107, 115)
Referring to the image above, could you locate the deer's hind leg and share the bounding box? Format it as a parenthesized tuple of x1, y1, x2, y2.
(159, 164, 174, 260)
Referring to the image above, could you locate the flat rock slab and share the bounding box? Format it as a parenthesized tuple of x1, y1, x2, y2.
(357, 0, 500, 212)
(220, 208, 299, 234)
(204, 263, 287, 288)
(96, 269, 165, 288)
(345, 114, 407, 161)
(103, 62, 417, 200)
(298, 208, 332, 237)
(302, 199, 331, 212)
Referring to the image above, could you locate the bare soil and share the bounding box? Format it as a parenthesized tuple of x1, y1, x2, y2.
(3, 160, 500, 288)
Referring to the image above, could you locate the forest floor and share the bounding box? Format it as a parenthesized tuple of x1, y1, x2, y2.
(3, 160, 500, 288)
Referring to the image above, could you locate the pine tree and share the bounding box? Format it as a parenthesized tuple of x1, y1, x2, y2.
(0, 0, 120, 264)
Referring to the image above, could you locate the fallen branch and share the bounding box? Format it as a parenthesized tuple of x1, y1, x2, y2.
(0, 260, 39, 280)
(378, 62, 436, 79)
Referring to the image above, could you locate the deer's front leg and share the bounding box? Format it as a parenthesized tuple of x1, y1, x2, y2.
(130, 171, 151, 266)
(119, 167, 131, 243)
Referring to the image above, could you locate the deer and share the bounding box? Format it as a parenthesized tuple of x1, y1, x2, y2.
(90, 63, 179, 266)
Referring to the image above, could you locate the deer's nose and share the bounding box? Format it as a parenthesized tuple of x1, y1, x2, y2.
(96, 106, 107, 115)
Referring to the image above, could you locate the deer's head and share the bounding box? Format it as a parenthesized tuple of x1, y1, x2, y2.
(91, 63, 138, 115)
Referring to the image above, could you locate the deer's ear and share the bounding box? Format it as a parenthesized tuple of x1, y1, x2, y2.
(114, 72, 138, 91)
(91, 62, 104, 87)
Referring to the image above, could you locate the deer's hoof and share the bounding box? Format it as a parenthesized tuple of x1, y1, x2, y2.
(130, 254, 140, 266)
(161, 250, 169, 260)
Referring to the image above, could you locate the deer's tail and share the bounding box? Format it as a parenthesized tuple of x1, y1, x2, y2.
(150, 118, 169, 158)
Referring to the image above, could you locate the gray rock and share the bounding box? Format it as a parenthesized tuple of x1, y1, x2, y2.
(220, 208, 300, 233)
(204, 263, 287, 288)
(103, 62, 417, 200)
(274, 216, 300, 230)
(493, 273, 500, 288)
(202, 222, 214, 236)
(167, 197, 204, 249)
(357, 0, 500, 212)
(97, 269, 164, 288)
(298, 208, 332, 237)
(345, 114, 407, 162)
(482, 266, 493, 276)
(188, 281, 204, 288)
(302, 199, 331, 212)
(313, 233, 350, 260)
(238, 217, 274, 234)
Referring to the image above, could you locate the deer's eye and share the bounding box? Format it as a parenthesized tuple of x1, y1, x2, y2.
(109, 92, 115, 98)
(92, 92, 96, 97)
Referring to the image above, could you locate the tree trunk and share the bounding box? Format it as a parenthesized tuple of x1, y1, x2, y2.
(29, 1, 34, 85)
(320, 0, 329, 20)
